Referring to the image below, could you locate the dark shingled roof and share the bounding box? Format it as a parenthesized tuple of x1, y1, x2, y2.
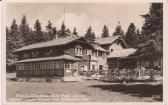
(15, 36, 82, 52)
(15, 55, 80, 63)
(95, 36, 120, 45)
(90, 43, 108, 52)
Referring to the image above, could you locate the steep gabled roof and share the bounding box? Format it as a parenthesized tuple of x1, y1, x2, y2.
(90, 43, 108, 52)
(96, 35, 127, 47)
(96, 36, 120, 45)
(15, 36, 83, 52)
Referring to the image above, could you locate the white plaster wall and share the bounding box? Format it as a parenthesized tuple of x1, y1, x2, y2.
(87, 49, 92, 55)
(109, 42, 123, 51)
(90, 56, 108, 70)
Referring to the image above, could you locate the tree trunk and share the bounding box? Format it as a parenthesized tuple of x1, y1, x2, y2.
(149, 59, 155, 81)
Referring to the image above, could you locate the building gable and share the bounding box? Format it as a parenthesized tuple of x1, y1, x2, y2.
(97, 36, 127, 51)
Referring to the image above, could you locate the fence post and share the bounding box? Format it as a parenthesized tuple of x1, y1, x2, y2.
(150, 69, 155, 81)
(138, 68, 141, 77)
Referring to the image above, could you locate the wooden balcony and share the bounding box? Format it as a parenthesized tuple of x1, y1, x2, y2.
(75, 53, 83, 57)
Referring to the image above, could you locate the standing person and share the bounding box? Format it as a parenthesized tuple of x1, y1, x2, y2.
(122, 68, 127, 85)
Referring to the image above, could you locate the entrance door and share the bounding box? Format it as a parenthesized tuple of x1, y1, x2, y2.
(73, 62, 78, 76)
(73, 69, 78, 76)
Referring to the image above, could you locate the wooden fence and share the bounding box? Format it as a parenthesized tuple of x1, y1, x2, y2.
(79, 68, 163, 81)
(16, 69, 64, 77)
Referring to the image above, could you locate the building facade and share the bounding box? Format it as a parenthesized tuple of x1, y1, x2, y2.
(14, 33, 108, 81)
(96, 36, 137, 69)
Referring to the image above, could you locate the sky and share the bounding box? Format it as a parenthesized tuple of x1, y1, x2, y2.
(6, 3, 150, 37)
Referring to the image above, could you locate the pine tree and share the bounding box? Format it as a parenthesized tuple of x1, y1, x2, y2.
(46, 20, 54, 40)
(59, 21, 66, 37)
(52, 27, 57, 39)
(10, 19, 20, 42)
(34, 19, 44, 43)
(101, 25, 109, 38)
(85, 26, 95, 41)
(19, 15, 30, 45)
(6, 27, 17, 72)
(66, 28, 71, 33)
(73, 27, 78, 35)
(92, 32, 96, 41)
(6, 27, 13, 63)
(26, 28, 35, 45)
(140, 3, 163, 56)
(136, 29, 140, 43)
(141, 3, 163, 42)
(7, 19, 21, 63)
(125, 23, 138, 47)
(113, 22, 124, 36)
(137, 3, 163, 74)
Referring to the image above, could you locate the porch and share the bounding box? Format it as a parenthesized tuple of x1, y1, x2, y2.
(15, 55, 81, 82)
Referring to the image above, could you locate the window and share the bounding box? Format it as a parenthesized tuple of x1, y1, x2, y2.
(81, 66, 84, 71)
(32, 50, 39, 57)
(81, 66, 88, 71)
(51, 61, 54, 69)
(102, 52, 106, 58)
(37, 63, 40, 70)
(99, 65, 103, 70)
(34, 63, 37, 70)
(45, 49, 52, 56)
(18, 65, 20, 70)
(27, 63, 30, 70)
(111, 49, 113, 52)
(98, 51, 103, 57)
(85, 49, 88, 55)
(49, 49, 53, 56)
(75, 46, 82, 55)
(92, 65, 95, 70)
(23, 52, 29, 58)
(20, 64, 23, 70)
(29, 63, 32, 70)
(65, 61, 71, 68)
(93, 50, 98, 56)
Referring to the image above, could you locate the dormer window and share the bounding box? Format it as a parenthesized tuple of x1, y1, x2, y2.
(75, 46, 82, 55)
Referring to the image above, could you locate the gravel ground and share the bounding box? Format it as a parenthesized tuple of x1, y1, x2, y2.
(6, 79, 162, 102)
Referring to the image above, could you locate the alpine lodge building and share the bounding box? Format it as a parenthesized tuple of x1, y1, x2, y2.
(14, 33, 109, 81)
(14, 32, 162, 82)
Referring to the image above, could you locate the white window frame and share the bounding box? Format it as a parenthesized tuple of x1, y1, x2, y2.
(75, 46, 83, 55)
(92, 65, 95, 70)
(65, 61, 70, 68)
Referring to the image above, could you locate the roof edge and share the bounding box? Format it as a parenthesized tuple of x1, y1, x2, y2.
(14, 36, 83, 52)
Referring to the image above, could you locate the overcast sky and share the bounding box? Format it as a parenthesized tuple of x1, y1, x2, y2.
(6, 3, 150, 37)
